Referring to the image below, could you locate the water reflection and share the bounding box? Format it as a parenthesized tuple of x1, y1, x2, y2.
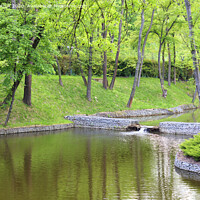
(0, 128, 200, 200)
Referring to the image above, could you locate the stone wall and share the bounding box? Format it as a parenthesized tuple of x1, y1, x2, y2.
(175, 151, 200, 174)
(65, 116, 139, 130)
(0, 124, 74, 135)
(93, 104, 196, 118)
(159, 122, 200, 135)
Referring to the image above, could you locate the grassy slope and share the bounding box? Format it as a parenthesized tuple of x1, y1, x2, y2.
(0, 75, 196, 128)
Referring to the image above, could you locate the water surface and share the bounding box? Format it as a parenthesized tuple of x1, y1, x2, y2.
(0, 128, 200, 200)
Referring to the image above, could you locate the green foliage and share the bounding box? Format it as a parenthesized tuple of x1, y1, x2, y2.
(180, 133, 200, 161)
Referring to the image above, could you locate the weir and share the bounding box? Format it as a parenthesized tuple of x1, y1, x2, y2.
(127, 124, 159, 133)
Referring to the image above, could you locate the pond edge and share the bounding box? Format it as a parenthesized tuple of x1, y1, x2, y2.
(0, 103, 197, 135)
(175, 151, 200, 174)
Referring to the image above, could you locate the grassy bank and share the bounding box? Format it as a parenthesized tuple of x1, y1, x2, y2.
(0, 75, 196, 128)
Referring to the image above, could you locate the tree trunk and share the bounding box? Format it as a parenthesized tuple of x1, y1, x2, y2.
(69, 49, 72, 75)
(55, 56, 63, 86)
(173, 34, 176, 85)
(22, 27, 44, 106)
(162, 42, 165, 81)
(127, 8, 144, 108)
(75, 38, 87, 86)
(4, 74, 18, 126)
(109, 31, 114, 44)
(103, 50, 108, 89)
(109, 0, 125, 90)
(87, 21, 93, 101)
(102, 21, 108, 89)
(11, 0, 17, 9)
(23, 74, 32, 106)
(185, 0, 200, 102)
(192, 87, 197, 103)
(77, 53, 88, 86)
(167, 43, 171, 86)
(137, 9, 155, 87)
(158, 42, 166, 97)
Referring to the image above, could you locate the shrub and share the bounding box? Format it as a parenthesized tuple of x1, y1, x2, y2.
(180, 133, 200, 161)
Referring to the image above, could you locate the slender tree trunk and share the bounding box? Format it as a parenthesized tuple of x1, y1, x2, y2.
(4, 71, 18, 126)
(173, 34, 176, 85)
(162, 42, 165, 81)
(102, 21, 108, 89)
(185, 0, 200, 102)
(23, 74, 32, 106)
(55, 56, 63, 86)
(11, 0, 17, 9)
(192, 87, 197, 103)
(109, 0, 125, 90)
(77, 51, 88, 86)
(77, 53, 88, 86)
(167, 43, 171, 86)
(158, 42, 166, 97)
(87, 20, 93, 101)
(69, 49, 72, 75)
(75, 38, 87, 86)
(103, 50, 108, 89)
(2, 70, 23, 106)
(109, 31, 114, 44)
(137, 9, 155, 87)
(127, 8, 145, 108)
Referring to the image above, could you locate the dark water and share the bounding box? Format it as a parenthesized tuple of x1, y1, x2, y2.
(0, 128, 200, 200)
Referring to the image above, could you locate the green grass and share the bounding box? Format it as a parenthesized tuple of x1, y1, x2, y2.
(0, 75, 197, 128)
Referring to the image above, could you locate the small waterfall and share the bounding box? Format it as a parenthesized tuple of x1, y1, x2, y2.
(138, 127, 147, 133)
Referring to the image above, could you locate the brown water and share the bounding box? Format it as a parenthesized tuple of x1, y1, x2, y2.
(0, 128, 200, 200)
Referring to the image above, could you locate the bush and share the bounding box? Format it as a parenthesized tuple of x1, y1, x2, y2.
(180, 133, 200, 161)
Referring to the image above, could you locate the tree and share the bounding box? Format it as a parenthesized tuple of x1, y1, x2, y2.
(87, 18, 94, 102)
(167, 42, 171, 86)
(184, 0, 200, 102)
(109, 0, 125, 90)
(127, 5, 145, 108)
(137, 8, 155, 87)
(55, 55, 64, 86)
(152, 0, 179, 97)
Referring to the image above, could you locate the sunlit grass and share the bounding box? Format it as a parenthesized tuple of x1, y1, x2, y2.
(0, 75, 197, 128)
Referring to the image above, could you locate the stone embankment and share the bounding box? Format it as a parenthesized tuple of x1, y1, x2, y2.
(0, 104, 197, 135)
(0, 124, 74, 135)
(93, 104, 196, 118)
(159, 122, 200, 135)
(65, 115, 139, 130)
(175, 151, 200, 174)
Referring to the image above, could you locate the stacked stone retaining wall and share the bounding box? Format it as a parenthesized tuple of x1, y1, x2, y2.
(175, 151, 200, 174)
(65, 116, 139, 130)
(0, 124, 74, 135)
(159, 122, 200, 135)
(93, 104, 196, 118)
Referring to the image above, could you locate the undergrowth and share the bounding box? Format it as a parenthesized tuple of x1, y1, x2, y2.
(180, 133, 200, 161)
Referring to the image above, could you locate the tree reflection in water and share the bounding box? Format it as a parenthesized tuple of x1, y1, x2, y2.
(0, 128, 200, 200)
